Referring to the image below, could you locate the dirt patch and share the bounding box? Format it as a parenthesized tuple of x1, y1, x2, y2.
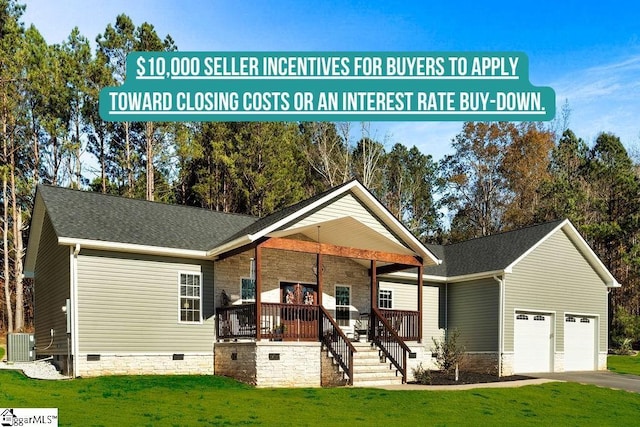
(411, 370, 532, 386)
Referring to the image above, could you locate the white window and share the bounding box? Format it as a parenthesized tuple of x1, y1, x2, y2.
(335, 285, 350, 326)
(179, 272, 202, 323)
(241, 278, 256, 302)
(378, 289, 393, 309)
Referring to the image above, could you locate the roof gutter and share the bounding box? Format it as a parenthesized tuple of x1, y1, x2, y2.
(57, 237, 211, 260)
(206, 235, 253, 258)
(385, 269, 508, 284)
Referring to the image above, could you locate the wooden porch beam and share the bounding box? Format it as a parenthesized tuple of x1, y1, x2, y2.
(258, 237, 422, 266)
(373, 262, 416, 276)
(215, 237, 268, 261)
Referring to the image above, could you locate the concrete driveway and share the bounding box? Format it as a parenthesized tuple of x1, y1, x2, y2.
(532, 371, 640, 393)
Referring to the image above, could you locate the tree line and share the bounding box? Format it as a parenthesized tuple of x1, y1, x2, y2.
(1, 2, 639, 346)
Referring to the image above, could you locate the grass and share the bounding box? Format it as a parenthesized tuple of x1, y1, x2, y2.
(1, 371, 640, 426)
(0, 345, 4, 360)
(608, 353, 640, 375)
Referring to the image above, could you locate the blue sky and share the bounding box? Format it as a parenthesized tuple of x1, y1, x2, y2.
(22, 0, 640, 161)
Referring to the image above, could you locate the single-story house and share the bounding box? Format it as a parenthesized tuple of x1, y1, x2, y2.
(24, 180, 619, 387)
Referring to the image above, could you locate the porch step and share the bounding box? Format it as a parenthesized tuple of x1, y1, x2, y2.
(350, 342, 403, 387)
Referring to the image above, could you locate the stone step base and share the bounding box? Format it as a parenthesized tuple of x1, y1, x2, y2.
(325, 343, 404, 386)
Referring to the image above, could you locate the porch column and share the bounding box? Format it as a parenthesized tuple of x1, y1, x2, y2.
(367, 259, 378, 340)
(316, 253, 323, 306)
(417, 265, 423, 343)
(255, 245, 262, 341)
(370, 260, 377, 340)
(370, 260, 377, 311)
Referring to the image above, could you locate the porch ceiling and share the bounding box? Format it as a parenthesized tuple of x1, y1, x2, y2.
(268, 216, 417, 262)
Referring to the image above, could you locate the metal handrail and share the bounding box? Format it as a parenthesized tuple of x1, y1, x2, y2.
(319, 306, 357, 385)
(371, 307, 412, 383)
(379, 309, 419, 341)
(216, 303, 257, 340)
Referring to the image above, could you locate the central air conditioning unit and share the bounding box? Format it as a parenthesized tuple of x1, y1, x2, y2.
(6, 333, 35, 362)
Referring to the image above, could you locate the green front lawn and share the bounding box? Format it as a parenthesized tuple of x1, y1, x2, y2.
(608, 353, 640, 375)
(2, 371, 640, 426)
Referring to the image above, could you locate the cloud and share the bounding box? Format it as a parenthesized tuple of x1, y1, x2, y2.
(549, 53, 640, 145)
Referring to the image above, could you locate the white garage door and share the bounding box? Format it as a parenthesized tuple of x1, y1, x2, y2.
(513, 312, 552, 373)
(564, 315, 596, 371)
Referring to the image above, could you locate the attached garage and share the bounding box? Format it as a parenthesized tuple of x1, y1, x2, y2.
(564, 315, 596, 371)
(402, 219, 619, 376)
(513, 312, 553, 373)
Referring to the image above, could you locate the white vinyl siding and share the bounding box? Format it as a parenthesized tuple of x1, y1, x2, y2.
(377, 280, 445, 344)
(287, 193, 410, 252)
(76, 250, 214, 353)
(378, 281, 417, 311)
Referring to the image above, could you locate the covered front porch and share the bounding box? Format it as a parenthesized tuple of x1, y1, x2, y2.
(214, 230, 426, 385)
(210, 183, 439, 386)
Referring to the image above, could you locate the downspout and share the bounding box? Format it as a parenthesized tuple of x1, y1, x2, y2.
(444, 282, 448, 337)
(71, 243, 80, 377)
(493, 275, 504, 376)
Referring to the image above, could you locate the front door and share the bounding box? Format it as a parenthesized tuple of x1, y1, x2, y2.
(281, 282, 318, 340)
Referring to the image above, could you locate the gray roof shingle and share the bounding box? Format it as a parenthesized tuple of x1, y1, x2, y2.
(38, 184, 565, 278)
(38, 185, 257, 251)
(425, 219, 565, 277)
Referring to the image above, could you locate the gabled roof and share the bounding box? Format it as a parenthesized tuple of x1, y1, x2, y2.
(209, 179, 440, 265)
(39, 185, 257, 250)
(24, 185, 258, 273)
(425, 220, 564, 277)
(25, 180, 440, 275)
(220, 180, 354, 246)
(415, 219, 620, 287)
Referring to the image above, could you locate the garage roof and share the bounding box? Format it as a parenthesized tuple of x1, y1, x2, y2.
(421, 219, 619, 287)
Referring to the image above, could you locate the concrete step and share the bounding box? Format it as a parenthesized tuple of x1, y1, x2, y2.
(351, 341, 375, 349)
(353, 354, 385, 363)
(352, 369, 399, 378)
(353, 361, 397, 373)
(352, 376, 403, 387)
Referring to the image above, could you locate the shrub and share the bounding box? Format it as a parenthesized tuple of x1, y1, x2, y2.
(412, 363, 432, 385)
(612, 337, 634, 355)
(432, 328, 465, 375)
(611, 306, 640, 351)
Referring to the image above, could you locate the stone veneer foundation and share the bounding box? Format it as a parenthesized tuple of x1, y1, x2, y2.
(215, 341, 321, 387)
(76, 353, 213, 377)
(500, 351, 608, 376)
